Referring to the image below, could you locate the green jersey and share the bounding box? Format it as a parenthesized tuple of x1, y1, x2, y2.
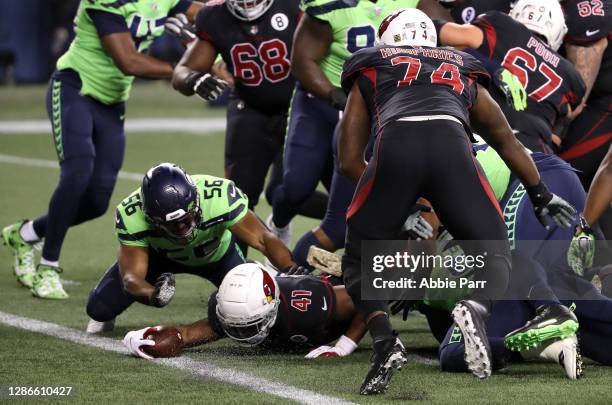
(57, 0, 186, 105)
(115, 175, 249, 267)
(303, 0, 419, 87)
(474, 139, 511, 202)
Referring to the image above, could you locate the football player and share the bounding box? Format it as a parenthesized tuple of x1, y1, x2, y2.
(123, 262, 366, 359)
(268, 0, 451, 260)
(1, 0, 203, 299)
(559, 0, 611, 192)
(339, 9, 575, 394)
(438, 0, 511, 24)
(172, 0, 329, 234)
(436, 0, 586, 153)
(85, 163, 303, 333)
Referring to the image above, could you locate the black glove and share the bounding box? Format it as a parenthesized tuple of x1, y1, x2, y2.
(284, 265, 314, 276)
(327, 87, 347, 110)
(526, 181, 576, 229)
(164, 13, 196, 41)
(186, 72, 229, 102)
(150, 272, 176, 307)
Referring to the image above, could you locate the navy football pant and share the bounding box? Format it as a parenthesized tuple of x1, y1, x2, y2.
(271, 86, 337, 228)
(343, 120, 511, 318)
(32, 69, 125, 262)
(86, 242, 244, 322)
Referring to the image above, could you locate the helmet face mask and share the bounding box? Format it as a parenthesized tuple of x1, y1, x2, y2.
(141, 163, 202, 245)
(509, 0, 568, 51)
(226, 0, 274, 21)
(378, 8, 437, 48)
(215, 263, 280, 346)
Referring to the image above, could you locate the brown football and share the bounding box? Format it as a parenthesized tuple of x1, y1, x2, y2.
(141, 326, 184, 358)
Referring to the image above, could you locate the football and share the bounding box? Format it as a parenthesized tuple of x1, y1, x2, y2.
(141, 327, 184, 358)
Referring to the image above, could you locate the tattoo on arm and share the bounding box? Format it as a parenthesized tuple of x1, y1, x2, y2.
(565, 38, 608, 102)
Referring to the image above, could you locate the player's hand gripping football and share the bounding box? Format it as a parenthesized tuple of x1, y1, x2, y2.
(305, 335, 358, 358)
(164, 13, 196, 41)
(123, 326, 158, 360)
(526, 182, 576, 229)
(494, 68, 527, 112)
(150, 272, 176, 307)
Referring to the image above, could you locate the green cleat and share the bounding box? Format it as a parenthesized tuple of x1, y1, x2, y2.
(31, 264, 69, 300)
(504, 304, 578, 351)
(2, 221, 37, 288)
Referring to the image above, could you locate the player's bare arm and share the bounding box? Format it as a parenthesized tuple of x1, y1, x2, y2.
(332, 286, 367, 344)
(416, 0, 453, 20)
(176, 319, 221, 346)
(338, 82, 371, 183)
(230, 211, 295, 271)
(117, 244, 154, 304)
(291, 14, 335, 101)
(185, 1, 205, 21)
(470, 84, 540, 187)
(565, 37, 608, 110)
(438, 22, 484, 50)
(172, 39, 219, 95)
(101, 32, 174, 78)
(583, 144, 612, 227)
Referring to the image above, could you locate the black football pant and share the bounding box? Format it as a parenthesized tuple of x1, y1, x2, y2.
(342, 119, 511, 319)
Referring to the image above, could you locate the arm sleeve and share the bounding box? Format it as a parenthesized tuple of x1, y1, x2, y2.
(195, 5, 215, 42)
(471, 12, 498, 59)
(87, 9, 129, 37)
(340, 50, 371, 94)
(169, 0, 193, 15)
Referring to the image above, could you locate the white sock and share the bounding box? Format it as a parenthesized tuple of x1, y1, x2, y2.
(19, 220, 40, 243)
(40, 258, 59, 268)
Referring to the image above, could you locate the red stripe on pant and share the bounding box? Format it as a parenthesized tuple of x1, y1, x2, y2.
(346, 177, 374, 219)
(472, 155, 504, 219)
(559, 132, 612, 161)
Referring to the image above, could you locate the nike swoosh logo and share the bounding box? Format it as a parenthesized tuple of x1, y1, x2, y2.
(321, 297, 327, 311)
(537, 319, 558, 328)
(586, 29, 600, 36)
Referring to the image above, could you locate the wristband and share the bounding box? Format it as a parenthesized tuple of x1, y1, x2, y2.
(335, 334, 358, 355)
(525, 181, 551, 205)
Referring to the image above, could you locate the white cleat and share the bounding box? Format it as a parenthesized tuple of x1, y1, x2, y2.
(266, 214, 292, 247)
(452, 300, 492, 379)
(86, 318, 115, 334)
(521, 335, 583, 380)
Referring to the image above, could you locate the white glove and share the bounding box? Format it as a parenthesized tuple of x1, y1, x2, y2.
(304, 335, 357, 358)
(164, 13, 196, 41)
(122, 326, 158, 360)
(402, 211, 433, 240)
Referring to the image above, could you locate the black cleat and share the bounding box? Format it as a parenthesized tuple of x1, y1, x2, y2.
(504, 304, 579, 351)
(359, 336, 408, 395)
(451, 300, 492, 379)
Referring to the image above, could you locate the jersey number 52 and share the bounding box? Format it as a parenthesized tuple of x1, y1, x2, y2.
(230, 39, 290, 86)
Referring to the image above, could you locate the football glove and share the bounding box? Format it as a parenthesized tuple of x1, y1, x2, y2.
(186, 72, 229, 102)
(304, 335, 357, 358)
(150, 273, 175, 307)
(164, 13, 196, 41)
(122, 326, 158, 360)
(400, 204, 433, 240)
(327, 87, 347, 110)
(495, 68, 527, 112)
(526, 181, 576, 229)
(567, 216, 595, 277)
(284, 264, 313, 276)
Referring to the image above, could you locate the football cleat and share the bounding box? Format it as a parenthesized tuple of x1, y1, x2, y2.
(521, 335, 584, 380)
(31, 264, 69, 300)
(360, 336, 408, 395)
(451, 300, 492, 379)
(266, 214, 292, 247)
(2, 221, 37, 288)
(86, 318, 115, 334)
(504, 304, 578, 351)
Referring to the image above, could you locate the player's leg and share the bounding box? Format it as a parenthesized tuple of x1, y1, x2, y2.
(343, 121, 425, 394)
(423, 124, 511, 378)
(293, 124, 356, 265)
(270, 87, 337, 244)
(86, 262, 134, 332)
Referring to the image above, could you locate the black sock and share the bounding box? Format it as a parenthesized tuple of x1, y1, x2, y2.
(368, 313, 394, 341)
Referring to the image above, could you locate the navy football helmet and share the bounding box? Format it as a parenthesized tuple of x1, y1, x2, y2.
(141, 163, 201, 244)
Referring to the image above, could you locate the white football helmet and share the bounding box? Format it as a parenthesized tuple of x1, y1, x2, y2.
(226, 0, 274, 21)
(216, 262, 280, 346)
(378, 8, 437, 47)
(509, 0, 568, 51)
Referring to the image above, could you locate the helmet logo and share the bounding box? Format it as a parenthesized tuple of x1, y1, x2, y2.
(165, 209, 187, 221)
(262, 270, 276, 303)
(270, 13, 288, 31)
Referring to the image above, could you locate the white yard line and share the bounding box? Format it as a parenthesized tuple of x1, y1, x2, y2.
(0, 311, 356, 405)
(0, 153, 142, 181)
(0, 118, 226, 134)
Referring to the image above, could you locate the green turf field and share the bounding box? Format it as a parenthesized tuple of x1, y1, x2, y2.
(1, 83, 611, 404)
